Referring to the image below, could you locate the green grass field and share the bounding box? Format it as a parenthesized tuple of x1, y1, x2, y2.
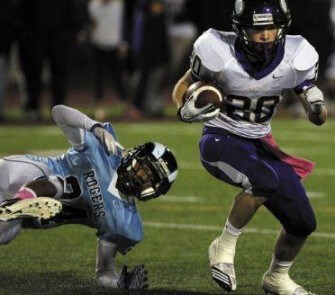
(0, 118, 334, 295)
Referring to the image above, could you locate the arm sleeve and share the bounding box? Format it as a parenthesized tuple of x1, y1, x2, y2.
(293, 38, 319, 92)
(190, 49, 216, 81)
(52, 105, 101, 150)
(96, 238, 120, 289)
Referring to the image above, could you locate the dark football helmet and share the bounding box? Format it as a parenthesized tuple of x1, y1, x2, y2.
(116, 142, 178, 201)
(232, 0, 292, 63)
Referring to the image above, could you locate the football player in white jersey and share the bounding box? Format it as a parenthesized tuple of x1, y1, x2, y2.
(0, 105, 178, 291)
(173, 0, 326, 294)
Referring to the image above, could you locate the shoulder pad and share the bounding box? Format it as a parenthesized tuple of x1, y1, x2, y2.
(193, 29, 235, 72)
(292, 37, 319, 71)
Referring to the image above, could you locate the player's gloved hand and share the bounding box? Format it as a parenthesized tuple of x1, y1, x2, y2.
(117, 264, 149, 290)
(308, 101, 324, 115)
(91, 125, 125, 155)
(178, 94, 220, 123)
(304, 86, 324, 115)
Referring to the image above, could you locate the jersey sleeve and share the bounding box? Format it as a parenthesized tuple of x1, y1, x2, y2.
(190, 29, 228, 82)
(292, 38, 319, 93)
(52, 105, 101, 151)
(83, 122, 122, 169)
(97, 199, 143, 254)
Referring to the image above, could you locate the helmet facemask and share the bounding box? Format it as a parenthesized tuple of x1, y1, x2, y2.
(242, 26, 283, 64)
(116, 142, 178, 201)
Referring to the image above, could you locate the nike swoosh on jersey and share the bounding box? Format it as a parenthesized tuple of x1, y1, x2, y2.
(272, 75, 284, 79)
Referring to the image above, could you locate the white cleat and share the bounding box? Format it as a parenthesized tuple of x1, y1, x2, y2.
(208, 237, 237, 292)
(262, 271, 317, 295)
(0, 198, 62, 221)
(210, 262, 237, 292)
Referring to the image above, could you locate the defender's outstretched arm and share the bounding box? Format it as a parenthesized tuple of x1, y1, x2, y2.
(96, 239, 149, 290)
(52, 105, 123, 154)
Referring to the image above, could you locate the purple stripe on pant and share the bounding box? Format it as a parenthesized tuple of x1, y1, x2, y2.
(199, 127, 316, 237)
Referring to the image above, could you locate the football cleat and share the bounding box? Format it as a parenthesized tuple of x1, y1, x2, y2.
(0, 198, 62, 221)
(208, 237, 237, 292)
(262, 271, 316, 295)
(210, 263, 237, 292)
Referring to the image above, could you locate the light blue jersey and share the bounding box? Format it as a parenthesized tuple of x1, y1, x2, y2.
(26, 124, 143, 253)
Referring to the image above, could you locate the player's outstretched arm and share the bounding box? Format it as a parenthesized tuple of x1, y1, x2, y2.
(96, 239, 120, 289)
(96, 239, 149, 290)
(298, 86, 327, 126)
(52, 105, 124, 154)
(52, 105, 101, 150)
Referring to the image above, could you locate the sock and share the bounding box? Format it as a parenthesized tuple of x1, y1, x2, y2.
(224, 220, 244, 236)
(210, 220, 243, 264)
(269, 256, 293, 277)
(13, 187, 37, 200)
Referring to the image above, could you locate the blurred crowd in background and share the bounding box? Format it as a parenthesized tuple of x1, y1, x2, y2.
(1, 0, 335, 122)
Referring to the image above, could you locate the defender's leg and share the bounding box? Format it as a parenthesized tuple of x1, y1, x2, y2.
(0, 155, 61, 243)
(0, 197, 62, 221)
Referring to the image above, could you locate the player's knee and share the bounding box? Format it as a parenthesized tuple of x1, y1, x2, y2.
(248, 164, 279, 197)
(285, 215, 317, 237)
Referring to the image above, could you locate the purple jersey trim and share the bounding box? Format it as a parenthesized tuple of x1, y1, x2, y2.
(234, 40, 285, 80)
(294, 79, 315, 94)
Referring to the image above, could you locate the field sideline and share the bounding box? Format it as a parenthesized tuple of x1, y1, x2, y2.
(0, 118, 334, 295)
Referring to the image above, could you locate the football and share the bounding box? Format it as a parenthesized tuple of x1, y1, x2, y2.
(184, 81, 223, 109)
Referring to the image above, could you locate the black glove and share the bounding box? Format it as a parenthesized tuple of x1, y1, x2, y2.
(117, 264, 149, 290)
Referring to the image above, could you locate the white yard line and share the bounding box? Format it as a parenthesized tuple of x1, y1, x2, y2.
(179, 161, 203, 170)
(179, 161, 335, 177)
(274, 132, 335, 142)
(307, 192, 326, 199)
(26, 153, 335, 178)
(144, 221, 335, 239)
(313, 168, 335, 176)
(159, 196, 204, 203)
(282, 147, 333, 155)
(29, 149, 67, 156)
(162, 193, 323, 202)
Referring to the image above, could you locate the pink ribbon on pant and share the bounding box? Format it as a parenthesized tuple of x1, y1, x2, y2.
(260, 133, 315, 179)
